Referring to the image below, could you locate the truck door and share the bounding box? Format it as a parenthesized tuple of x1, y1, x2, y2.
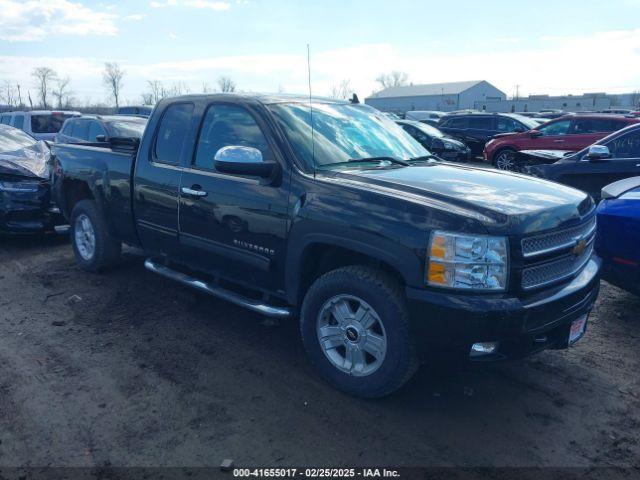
(134, 102, 195, 258)
(177, 102, 289, 293)
(561, 129, 640, 199)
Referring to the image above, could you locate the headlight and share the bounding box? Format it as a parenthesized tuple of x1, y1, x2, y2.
(427, 231, 508, 291)
(0, 181, 40, 192)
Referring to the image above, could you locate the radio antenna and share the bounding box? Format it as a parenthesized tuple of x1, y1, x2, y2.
(307, 43, 316, 178)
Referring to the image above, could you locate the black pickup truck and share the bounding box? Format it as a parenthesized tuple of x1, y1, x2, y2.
(51, 94, 601, 397)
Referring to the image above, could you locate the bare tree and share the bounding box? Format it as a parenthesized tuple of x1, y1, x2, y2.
(103, 62, 125, 108)
(32, 67, 58, 109)
(0, 80, 18, 108)
(217, 76, 236, 93)
(329, 79, 352, 100)
(143, 80, 167, 104)
(52, 76, 72, 109)
(375, 71, 409, 90)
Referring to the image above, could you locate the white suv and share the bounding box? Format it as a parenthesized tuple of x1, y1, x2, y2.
(0, 110, 80, 141)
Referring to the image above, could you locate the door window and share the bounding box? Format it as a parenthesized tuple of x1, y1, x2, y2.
(538, 120, 571, 136)
(607, 131, 640, 159)
(497, 117, 518, 132)
(154, 103, 194, 165)
(193, 104, 272, 170)
(12, 115, 24, 129)
(88, 121, 107, 141)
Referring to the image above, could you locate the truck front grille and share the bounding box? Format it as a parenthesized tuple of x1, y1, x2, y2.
(521, 216, 596, 258)
(521, 216, 596, 290)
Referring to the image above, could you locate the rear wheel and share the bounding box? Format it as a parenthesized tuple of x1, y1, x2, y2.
(300, 266, 418, 398)
(492, 148, 518, 171)
(70, 200, 121, 272)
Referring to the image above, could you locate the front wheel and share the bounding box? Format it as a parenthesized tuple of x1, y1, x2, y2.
(492, 148, 518, 171)
(300, 266, 418, 398)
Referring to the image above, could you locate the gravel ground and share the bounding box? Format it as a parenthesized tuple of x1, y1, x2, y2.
(0, 234, 639, 469)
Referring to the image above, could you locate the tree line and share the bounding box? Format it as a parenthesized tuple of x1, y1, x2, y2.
(1, 62, 408, 110)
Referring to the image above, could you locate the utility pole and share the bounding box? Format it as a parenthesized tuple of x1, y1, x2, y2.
(515, 84, 520, 101)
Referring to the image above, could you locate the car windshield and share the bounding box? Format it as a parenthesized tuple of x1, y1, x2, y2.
(108, 120, 147, 138)
(507, 114, 540, 130)
(411, 122, 445, 138)
(30, 113, 76, 133)
(0, 127, 37, 153)
(269, 102, 428, 170)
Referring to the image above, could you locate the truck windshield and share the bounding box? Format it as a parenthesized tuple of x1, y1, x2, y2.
(269, 102, 428, 170)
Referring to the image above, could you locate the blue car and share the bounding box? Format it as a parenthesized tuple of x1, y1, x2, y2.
(596, 176, 640, 295)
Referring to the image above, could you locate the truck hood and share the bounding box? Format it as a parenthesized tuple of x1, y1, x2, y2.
(331, 162, 592, 235)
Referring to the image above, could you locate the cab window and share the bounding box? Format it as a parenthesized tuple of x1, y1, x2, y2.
(154, 103, 194, 165)
(193, 104, 272, 171)
(71, 120, 90, 141)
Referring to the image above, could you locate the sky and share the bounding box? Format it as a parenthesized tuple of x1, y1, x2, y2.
(1, 0, 640, 106)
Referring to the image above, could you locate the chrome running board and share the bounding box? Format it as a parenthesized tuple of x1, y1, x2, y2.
(144, 258, 291, 318)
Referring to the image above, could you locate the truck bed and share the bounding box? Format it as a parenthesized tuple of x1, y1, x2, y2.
(51, 143, 140, 246)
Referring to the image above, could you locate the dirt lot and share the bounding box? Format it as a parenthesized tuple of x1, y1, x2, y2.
(0, 234, 639, 469)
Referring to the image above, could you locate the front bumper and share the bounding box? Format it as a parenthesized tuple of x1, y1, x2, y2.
(0, 188, 65, 235)
(406, 255, 601, 360)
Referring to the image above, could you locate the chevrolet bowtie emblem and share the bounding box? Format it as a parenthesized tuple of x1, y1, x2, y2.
(572, 239, 587, 256)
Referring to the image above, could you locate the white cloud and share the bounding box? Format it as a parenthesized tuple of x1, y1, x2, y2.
(185, 0, 231, 10)
(0, 0, 118, 42)
(168, 32, 178, 39)
(124, 14, 146, 21)
(150, 0, 232, 10)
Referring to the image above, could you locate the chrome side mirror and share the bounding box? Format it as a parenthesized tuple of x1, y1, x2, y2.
(586, 145, 611, 161)
(213, 146, 278, 178)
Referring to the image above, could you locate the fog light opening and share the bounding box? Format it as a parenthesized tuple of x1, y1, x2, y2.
(470, 342, 499, 357)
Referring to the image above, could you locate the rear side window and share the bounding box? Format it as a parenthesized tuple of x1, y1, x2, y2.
(442, 117, 467, 128)
(468, 117, 493, 129)
(61, 120, 74, 135)
(0, 115, 11, 125)
(194, 104, 272, 170)
(31, 114, 75, 133)
(572, 118, 619, 134)
(154, 103, 194, 165)
(12, 115, 24, 129)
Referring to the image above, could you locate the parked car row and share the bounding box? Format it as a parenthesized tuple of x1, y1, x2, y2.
(0, 110, 148, 235)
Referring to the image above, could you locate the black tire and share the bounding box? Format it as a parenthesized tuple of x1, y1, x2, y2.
(300, 265, 418, 398)
(492, 148, 518, 171)
(69, 199, 121, 272)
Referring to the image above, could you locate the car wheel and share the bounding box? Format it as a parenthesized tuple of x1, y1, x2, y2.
(70, 199, 121, 272)
(493, 148, 518, 171)
(300, 265, 418, 398)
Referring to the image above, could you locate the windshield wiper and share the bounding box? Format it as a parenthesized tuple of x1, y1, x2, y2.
(347, 156, 410, 166)
(407, 154, 439, 162)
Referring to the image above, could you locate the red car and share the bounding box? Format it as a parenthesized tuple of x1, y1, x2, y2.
(483, 114, 640, 170)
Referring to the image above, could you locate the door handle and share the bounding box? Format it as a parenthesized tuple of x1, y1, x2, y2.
(181, 186, 208, 197)
(553, 139, 565, 143)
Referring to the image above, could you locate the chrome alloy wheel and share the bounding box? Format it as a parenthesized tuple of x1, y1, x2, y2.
(495, 151, 516, 171)
(74, 213, 96, 261)
(316, 294, 387, 377)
